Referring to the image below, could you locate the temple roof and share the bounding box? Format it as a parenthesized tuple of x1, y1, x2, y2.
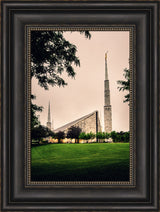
(54, 110, 98, 133)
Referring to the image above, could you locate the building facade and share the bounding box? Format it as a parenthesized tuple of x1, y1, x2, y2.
(54, 111, 102, 135)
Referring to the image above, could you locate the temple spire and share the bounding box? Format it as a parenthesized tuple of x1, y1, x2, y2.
(46, 101, 51, 130)
(104, 52, 110, 106)
(51, 116, 54, 130)
(48, 101, 51, 122)
(105, 51, 108, 80)
(104, 52, 112, 133)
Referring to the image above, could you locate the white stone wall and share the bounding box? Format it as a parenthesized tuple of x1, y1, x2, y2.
(73, 112, 97, 133)
(65, 112, 101, 134)
(104, 106, 112, 133)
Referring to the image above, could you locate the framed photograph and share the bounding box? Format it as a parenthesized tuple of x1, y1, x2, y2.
(1, 1, 159, 211)
(30, 28, 131, 183)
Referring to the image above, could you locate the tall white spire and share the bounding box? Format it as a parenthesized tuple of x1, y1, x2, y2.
(104, 52, 110, 106)
(104, 52, 112, 133)
(46, 101, 51, 130)
(48, 101, 51, 122)
(105, 52, 108, 80)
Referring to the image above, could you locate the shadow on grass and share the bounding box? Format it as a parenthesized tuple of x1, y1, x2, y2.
(31, 165, 129, 181)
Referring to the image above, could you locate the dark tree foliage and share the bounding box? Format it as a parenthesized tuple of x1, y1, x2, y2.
(55, 131, 65, 143)
(123, 131, 130, 142)
(31, 31, 91, 128)
(105, 132, 110, 139)
(67, 126, 82, 139)
(31, 125, 54, 142)
(31, 31, 91, 89)
(110, 131, 129, 142)
(117, 68, 130, 103)
(110, 131, 118, 142)
(67, 126, 82, 143)
(31, 95, 43, 130)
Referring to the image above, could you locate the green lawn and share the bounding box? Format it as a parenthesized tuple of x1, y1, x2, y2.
(31, 143, 130, 181)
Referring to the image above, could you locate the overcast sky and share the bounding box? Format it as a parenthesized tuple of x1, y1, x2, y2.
(32, 31, 129, 132)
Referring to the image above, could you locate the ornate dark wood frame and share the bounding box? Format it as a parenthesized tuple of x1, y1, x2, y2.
(1, 1, 159, 211)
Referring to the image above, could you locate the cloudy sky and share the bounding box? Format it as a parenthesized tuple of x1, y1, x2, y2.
(32, 31, 129, 132)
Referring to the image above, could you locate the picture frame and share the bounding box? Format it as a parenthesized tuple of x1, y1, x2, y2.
(1, 1, 159, 211)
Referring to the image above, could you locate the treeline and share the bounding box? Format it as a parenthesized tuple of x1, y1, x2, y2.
(107, 131, 129, 142)
(79, 131, 129, 142)
(31, 125, 129, 144)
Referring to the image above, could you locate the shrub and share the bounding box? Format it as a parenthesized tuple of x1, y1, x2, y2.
(79, 132, 96, 142)
(55, 131, 65, 143)
(67, 126, 82, 143)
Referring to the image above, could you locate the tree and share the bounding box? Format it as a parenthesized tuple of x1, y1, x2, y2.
(31, 31, 91, 89)
(96, 132, 105, 142)
(105, 132, 110, 139)
(79, 132, 96, 143)
(123, 131, 130, 142)
(31, 31, 91, 128)
(84, 133, 90, 143)
(85, 132, 96, 143)
(117, 131, 123, 142)
(110, 131, 130, 142)
(79, 132, 86, 140)
(31, 125, 54, 143)
(110, 131, 118, 142)
(55, 131, 65, 143)
(67, 126, 82, 143)
(117, 68, 130, 103)
(89, 132, 96, 140)
(31, 95, 43, 130)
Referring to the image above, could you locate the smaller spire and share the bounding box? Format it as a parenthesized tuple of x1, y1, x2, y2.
(52, 117, 54, 130)
(105, 51, 108, 61)
(105, 52, 107, 60)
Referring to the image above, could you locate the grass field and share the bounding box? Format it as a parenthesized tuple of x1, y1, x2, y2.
(31, 143, 130, 181)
